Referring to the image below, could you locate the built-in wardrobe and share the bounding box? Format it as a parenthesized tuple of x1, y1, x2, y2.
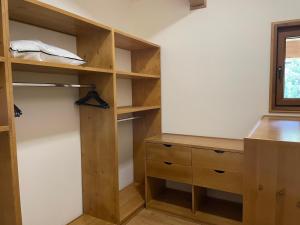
(0, 0, 161, 225)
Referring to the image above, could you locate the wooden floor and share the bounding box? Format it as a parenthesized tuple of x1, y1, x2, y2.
(126, 209, 204, 225)
(69, 209, 204, 225)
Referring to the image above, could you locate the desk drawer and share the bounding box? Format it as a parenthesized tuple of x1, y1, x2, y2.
(192, 148, 243, 172)
(146, 143, 192, 166)
(147, 160, 193, 184)
(193, 167, 243, 194)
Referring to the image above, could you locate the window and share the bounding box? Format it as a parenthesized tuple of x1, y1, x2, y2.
(270, 20, 300, 112)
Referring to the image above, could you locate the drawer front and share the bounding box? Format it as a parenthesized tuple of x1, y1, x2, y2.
(147, 160, 193, 184)
(193, 167, 243, 194)
(192, 148, 243, 172)
(146, 143, 192, 166)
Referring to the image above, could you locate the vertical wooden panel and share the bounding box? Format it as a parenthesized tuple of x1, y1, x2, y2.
(131, 48, 161, 76)
(133, 110, 161, 184)
(276, 142, 300, 225)
(0, 0, 22, 224)
(77, 29, 114, 70)
(79, 73, 119, 223)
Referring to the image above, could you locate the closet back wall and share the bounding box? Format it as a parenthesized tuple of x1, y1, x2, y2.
(10, 21, 83, 225)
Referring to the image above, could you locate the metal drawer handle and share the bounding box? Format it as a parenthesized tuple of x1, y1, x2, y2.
(214, 170, 225, 174)
(214, 150, 225, 154)
(163, 144, 172, 148)
(164, 161, 173, 165)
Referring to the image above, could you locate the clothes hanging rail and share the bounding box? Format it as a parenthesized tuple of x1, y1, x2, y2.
(117, 116, 142, 123)
(13, 82, 95, 88)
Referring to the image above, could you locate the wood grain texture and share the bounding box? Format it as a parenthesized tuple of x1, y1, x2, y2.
(132, 48, 161, 75)
(0, 0, 22, 224)
(119, 183, 145, 222)
(79, 74, 119, 223)
(193, 168, 243, 194)
(10, 58, 113, 75)
(247, 115, 300, 142)
(127, 209, 204, 225)
(9, 0, 111, 36)
(116, 71, 160, 79)
(117, 105, 160, 115)
(244, 115, 300, 225)
(147, 161, 193, 184)
(77, 29, 114, 70)
(147, 188, 193, 218)
(146, 143, 192, 166)
(0, 125, 9, 132)
(114, 30, 160, 51)
(192, 148, 243, 172)
(68, 214, 115, 225)
(146, 133, 244, 153)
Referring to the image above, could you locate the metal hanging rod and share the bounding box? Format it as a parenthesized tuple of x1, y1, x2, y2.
(117, 116, 142, 123)
(13, 82, 95, 88)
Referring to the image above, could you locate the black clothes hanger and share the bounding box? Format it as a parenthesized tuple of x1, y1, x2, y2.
(75, 90, 109, 109)
(14, 104, 23, 118)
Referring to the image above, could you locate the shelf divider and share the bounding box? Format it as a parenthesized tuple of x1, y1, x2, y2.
(116, 71, 160, 79)
(10, 58, 113, 75)
(0, 126, 9, 132)
(117, 105, 161, 115)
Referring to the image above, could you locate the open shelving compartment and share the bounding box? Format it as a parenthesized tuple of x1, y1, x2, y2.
(146, 177, 194, 218)
(146, 176, 243, 225)
(194, 187, 243, 225)
(115, 30, 162, 223)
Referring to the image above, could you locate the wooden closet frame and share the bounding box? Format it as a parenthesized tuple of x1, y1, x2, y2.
(0, 1, 161, 225)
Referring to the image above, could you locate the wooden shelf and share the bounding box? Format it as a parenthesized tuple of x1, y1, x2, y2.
(119, 183, 145, 222)
(9, 0, 111, 36)
(0, 56, 5, 62)
(10, 58, 113, 75)
(148, 188, 193, 217)
(196, 197, 243, 225)
(115, 30, 160, 51)
(68, 214, 115, 225)
(117, 106, 161, 115)
(0, 126, 9, 133)
(116, 71, 160, 79)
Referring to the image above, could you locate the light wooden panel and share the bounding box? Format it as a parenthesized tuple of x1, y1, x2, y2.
(117, 106, 160, 115)
(133, 110, 162, 183)
(10, 58, 113, 75)
(68, 214, 115, 225)
(146, 134, 244, 153)
(0, 125, 8, 131)
(9, 0, 111, 36)
(247, 115, 300, 142)
(114, 30, 160, 51)
(116, 71, 160, 79)
(79, 74, 119, 223)
(77, 29, 114, 70)
(132, 48, 161, 75)
(0, 0, 22, 224)
(119, 183, 145, 222)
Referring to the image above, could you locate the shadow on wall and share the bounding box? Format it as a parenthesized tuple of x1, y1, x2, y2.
(13, 72, 81, 144)
(42, 0, 191, 38)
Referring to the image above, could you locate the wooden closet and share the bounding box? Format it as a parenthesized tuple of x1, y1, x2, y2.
(0, 0, 161, 225)
(244, 116, 300, 225)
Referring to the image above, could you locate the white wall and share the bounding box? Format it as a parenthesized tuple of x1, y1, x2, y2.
(41, 0, 300, 139)
(11, 21, 83, 225)
(14, 0, 300, 224)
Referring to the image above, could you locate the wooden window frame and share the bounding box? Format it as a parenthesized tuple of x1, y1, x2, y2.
(270, 20, 300, 112)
